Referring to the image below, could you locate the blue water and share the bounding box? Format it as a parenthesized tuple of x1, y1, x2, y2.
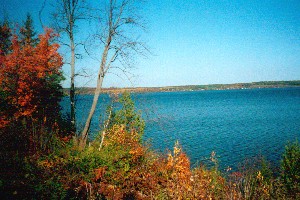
(61, 88, 300, 170)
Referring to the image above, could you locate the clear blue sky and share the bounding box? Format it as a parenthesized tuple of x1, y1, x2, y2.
(1, 0, 300, 88)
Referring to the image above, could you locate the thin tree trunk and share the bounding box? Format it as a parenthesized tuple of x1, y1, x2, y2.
(70, 32, 76, 133)
(79, 35, 111, 149)
(99, 108, 112, 151)
(79, 73, 104, 148)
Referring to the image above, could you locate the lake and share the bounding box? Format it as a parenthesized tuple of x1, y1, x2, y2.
(61, 87, 300, 170)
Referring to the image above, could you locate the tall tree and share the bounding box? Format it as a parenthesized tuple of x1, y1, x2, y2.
(0, 20, 12, 55)
(0, 28, 63, 128)
(20, 13, 38, 47)
(53, 0, 87, 133)
(0, 19, 12, 127)
(79, 0, 147, 148)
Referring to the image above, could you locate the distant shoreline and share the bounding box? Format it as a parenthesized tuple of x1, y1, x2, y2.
(63, 80, 300, 95)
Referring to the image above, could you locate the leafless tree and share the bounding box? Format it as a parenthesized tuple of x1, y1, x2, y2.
(52, 0, 88, 133)
(79, 0, 147, 149)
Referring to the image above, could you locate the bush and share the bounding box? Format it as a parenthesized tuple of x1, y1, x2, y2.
(108, 92, 145, 138)
(281, 140, 300, 197)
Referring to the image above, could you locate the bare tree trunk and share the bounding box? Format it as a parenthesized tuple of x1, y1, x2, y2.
(79, 36, 111, 149)
(53, 0, 88, 134)
(99, 107, 112, 151)
(79, 73, 104, 148)
(70, 31, 76, 132)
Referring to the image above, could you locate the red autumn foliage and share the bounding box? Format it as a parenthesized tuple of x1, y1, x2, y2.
(0, 28, 63, 127)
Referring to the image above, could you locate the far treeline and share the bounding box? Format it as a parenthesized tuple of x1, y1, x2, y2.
(66, 80, 300, 95)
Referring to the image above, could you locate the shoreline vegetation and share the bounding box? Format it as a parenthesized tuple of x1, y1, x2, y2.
(64, 80, 300, 95)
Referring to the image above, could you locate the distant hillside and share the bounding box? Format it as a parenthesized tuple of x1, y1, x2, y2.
(63, 80, 300, 95)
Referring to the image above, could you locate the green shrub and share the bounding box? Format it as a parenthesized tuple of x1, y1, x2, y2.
(109, 92, 145, 138)
(281, 140, 300, 197)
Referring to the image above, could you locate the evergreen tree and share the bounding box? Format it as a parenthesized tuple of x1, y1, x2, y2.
(0, 20, 12, 121)
(0, 20, 12, 55)
(20, 13, 38, 47)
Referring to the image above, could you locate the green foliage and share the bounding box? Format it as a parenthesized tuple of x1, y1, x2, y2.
(109, 92, 145, 138)
(281, 140, 300, 197)
(34, 71, 65, 127)
(259, 157, 273, 183)
(22, 95, 149, 199)
(0, 90, 13, 121)
(0, 19, 12, 55)
(25, 129, 147, 199)
(24, 155, 68, 199)
(20, 13, 38, 47)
